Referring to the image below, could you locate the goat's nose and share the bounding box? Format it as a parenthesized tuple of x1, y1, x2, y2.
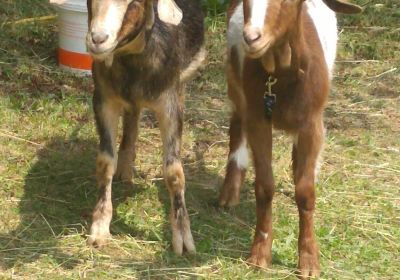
(91, 31, 109, 45)
(243, 28, 261, 46)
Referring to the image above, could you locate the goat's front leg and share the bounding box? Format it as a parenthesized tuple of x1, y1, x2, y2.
(246, 118, 274, 268)
(293, 119, 324, 279)
(88, 93, 120, 247)
(154, 93, 195, 255)
(115, 106, 141, 185)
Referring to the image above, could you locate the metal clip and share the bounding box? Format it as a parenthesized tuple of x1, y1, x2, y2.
(264, 76, 278, 119)
(265, 76, 278, 97)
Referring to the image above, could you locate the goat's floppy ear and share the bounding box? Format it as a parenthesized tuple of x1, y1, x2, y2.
(322, 0, 362, 14)
(146, 0, 155, 29)
(157, 0, 183, 25)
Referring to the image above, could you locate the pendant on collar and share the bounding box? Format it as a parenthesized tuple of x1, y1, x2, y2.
(264, 76, 278, 119)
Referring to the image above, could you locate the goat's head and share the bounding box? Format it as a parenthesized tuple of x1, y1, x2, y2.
(241, 0, 362, 58)
(86, 0, 182, 61)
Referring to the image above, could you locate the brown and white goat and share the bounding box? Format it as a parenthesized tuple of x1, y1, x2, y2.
(85, 0, 205, 255)
(219, 0, 361, 277)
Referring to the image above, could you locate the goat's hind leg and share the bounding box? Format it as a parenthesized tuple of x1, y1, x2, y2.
(219, 82, 248, 207)
(88, 93, 120, 247)
(115, 106, 141, 185)
(154, 93, 195, 255)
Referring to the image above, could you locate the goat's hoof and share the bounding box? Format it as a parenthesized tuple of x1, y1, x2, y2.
(218, 184, 240, 207)
(247, 239, 272, 269)
(172, 229, 196, 255)
(247, 253, 271, 269)
(87, 222, 111, 248)
(298, 253, 320, 279)
(87, 233, 111, 248)
(115, 166, 134, 186)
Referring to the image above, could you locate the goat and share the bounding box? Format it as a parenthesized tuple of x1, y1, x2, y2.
(85, 0, 205, 255)
(219, 0, 361, 277)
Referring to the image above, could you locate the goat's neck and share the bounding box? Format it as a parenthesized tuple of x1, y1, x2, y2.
(261, 8, 307, 79)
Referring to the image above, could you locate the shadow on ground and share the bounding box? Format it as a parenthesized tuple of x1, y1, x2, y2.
(0, 132, 153, 270)
(0, 126, 260, 275)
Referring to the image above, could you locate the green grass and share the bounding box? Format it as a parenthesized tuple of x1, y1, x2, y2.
(0, 0, 399, 279)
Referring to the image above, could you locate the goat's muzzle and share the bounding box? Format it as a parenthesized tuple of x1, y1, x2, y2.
(242, 24, 275, 59)
(243, 26, 261, 46)
(86, 29, 118, 62)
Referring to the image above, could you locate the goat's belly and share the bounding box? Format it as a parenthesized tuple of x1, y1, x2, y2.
(272, 108, 306, 132)
(271, 90, 325, 132)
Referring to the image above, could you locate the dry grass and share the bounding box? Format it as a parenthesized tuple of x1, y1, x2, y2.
(0, 0, 399, 279)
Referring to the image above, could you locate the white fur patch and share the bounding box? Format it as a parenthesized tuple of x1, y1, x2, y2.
(227, 3, 245, 73)
(306, 0, 338, 76)
(259, 230, 268, 239)
(103, 2, 124, 37)
(249, 0, 268, 30)
(229, 139, 249, 169)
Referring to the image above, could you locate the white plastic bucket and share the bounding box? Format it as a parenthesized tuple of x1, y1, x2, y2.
(52, 0, 92, 75)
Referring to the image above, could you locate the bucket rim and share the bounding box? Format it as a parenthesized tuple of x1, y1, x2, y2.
(53, 0, 87, 13)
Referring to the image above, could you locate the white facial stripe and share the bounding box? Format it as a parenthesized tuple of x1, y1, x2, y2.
(103, 2, 125, 36)
(249, 0, 268, 29)
(92, 1, 126, 40)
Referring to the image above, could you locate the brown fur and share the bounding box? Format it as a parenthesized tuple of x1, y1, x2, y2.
(221, 0, 361, 278)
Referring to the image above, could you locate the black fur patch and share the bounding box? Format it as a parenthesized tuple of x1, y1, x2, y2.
(93, 91, 114, 157)
(174, 193, 183, 210)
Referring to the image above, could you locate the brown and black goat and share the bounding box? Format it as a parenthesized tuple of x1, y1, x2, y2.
(85, 0, 205, 255)
(219, 0, 361, 277)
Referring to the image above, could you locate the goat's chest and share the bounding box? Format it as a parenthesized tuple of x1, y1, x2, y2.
(270, 81, 324, 132)
(106, 60, 179, 104)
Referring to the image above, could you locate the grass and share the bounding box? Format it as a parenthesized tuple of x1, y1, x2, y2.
(0, 0, 399, 279)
